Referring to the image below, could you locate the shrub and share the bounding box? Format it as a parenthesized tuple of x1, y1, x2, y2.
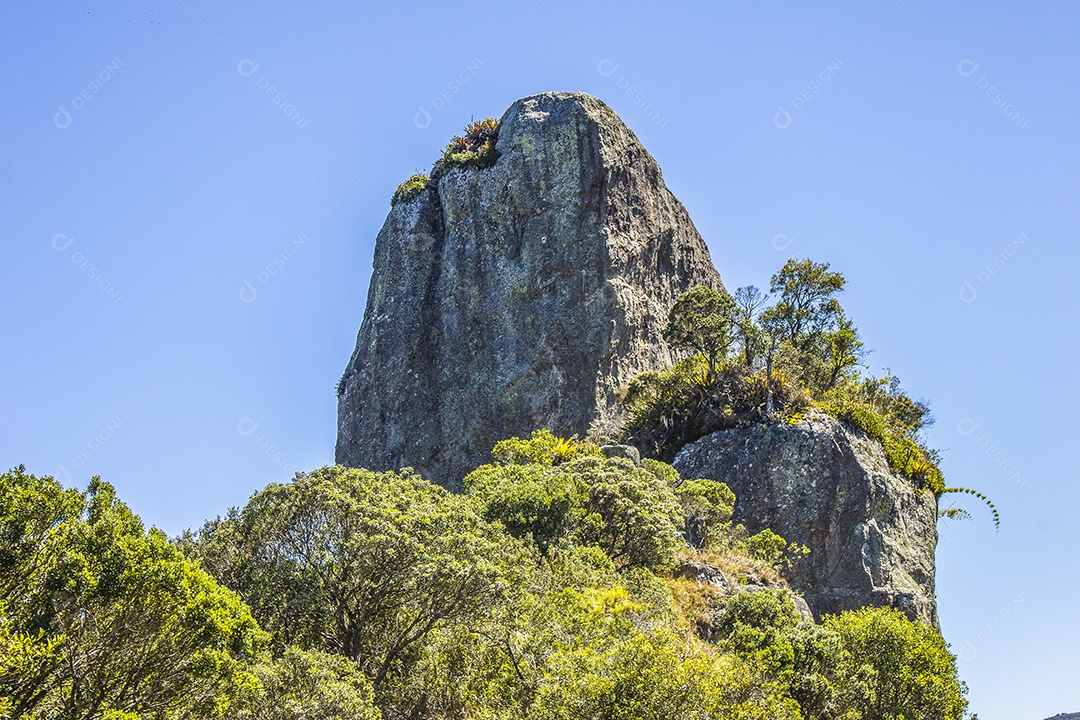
(0, 467, 267, 719)
(618, 357, 809, 461)
(819, 378, 946, 494)
(675, 478, 735, 547)
(466, 433, 684, 570)
(435, 118, 501, 174)
(823, 606, 968, 720)
(490, 429, 600, 466)
(390, 173, 429, 206)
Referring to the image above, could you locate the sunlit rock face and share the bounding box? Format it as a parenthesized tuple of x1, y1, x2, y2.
(336, 92, 723, 489)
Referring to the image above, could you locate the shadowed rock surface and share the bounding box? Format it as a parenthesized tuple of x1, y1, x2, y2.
(673, 411, 939, 625)
(336, 92, 723, 489)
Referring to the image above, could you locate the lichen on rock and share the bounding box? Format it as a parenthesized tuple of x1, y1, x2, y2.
(336, 92, 722, 488)
(673, 410, 939, 625)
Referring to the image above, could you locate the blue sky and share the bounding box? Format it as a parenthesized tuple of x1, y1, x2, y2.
(1, 2, 1077, 717)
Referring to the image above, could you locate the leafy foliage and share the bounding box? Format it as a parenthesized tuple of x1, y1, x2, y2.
(618, 355, 810, 461)
(824, 606, 968, 720)
(187, 465, 513, 692)
(238, 647, 380, 720)
(466, 432, 683, 569)
(940, 487, 1000, 530)
(619, 259, 994, 516)
(674, 478, 735, 547)
(2, 454, 969, 720)
(390, 173, 429, 206)
(0, 466, 265, 719)
(664, 285, 735, 381)
(713, 593, 968, 720)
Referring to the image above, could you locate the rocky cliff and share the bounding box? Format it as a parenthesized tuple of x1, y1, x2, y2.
(336, 92, 723, 488)
(674, 411, 939, 625)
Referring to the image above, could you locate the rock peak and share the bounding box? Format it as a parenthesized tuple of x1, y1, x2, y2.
(336, 93, 722, 488)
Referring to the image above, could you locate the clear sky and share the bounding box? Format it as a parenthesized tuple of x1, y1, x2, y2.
(1, 2, 1077, 717)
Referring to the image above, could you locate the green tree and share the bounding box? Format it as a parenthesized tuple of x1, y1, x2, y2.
(464, 462, 591, 556)
(238, 647, 381, 720)
(824, 606, 968, 720)
(732, 285, 768, 367)
(0, 467, 266, 720)
(664, 285, 736, 382)
(769, 258, 846, 350)
(822, 315, 864, 389)
(189, 466, 513, 691)
(674, 478, 735, 547)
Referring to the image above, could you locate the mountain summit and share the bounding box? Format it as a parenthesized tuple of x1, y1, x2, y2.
(336, 92, 722, 487)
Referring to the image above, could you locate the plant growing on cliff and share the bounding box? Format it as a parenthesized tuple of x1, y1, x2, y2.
(434, 117, 501, 174)
(619, 260, 984, 508)
(617, 355, 810, 461)
(390, 173, 429, 206)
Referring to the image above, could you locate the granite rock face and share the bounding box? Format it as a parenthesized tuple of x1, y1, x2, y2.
(673, 411, 939, 625)
(336, 92, 723, 489)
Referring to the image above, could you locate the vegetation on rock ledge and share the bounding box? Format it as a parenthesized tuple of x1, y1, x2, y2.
(618, 258, 997, 525)
(434, 117, 501, 174)
(390, 173, 429, 206)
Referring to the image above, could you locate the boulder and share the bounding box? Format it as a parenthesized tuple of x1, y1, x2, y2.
(677, 561, 729, 590)
(601, 444, 640, 465)
(674, 411, 939, 625)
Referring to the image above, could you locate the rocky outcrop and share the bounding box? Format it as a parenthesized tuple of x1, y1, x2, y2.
(337, 92, 722, 489)
(673, 411, 939, 625)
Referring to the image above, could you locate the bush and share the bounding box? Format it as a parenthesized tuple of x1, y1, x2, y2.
(0, 467, 266, 719)
(240, 647, 381, 720)
(824, 606, 968, 720)
(619, 270, 960, 501)
(390, 173, 429, 206)
(466, 433, 684, 570)
(188, 466, 514, 692)
(618, 357, 809, 461)
(435, 118, 501, 174)
(819, 377, 945, 494)
(675, 478, 735, 547)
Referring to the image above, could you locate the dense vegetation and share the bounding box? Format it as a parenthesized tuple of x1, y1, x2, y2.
(618, 259, 994, 520)
(3, 439, 968, 719)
